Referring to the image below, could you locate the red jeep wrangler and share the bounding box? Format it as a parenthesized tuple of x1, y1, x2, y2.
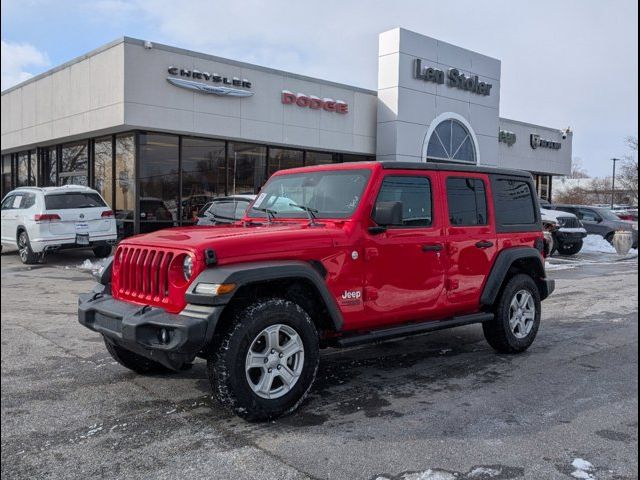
(79, 162, 554, 420)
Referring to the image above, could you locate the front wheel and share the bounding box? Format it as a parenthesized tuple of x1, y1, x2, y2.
(557, 240, 583, 256)
(483, 274, 541, 353)
(208, 298, 319, 421)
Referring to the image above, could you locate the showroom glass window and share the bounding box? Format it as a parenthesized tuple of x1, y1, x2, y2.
(28, 150, 37, 185)
(342, 153, 375, 163)
(138, 133, 179, 232)
(94, 137, 113, 207)
(427, 119, 476, 164)
(16, 152, 29, 187)
(43, 147, 57, 186)
(1, 155, 12, 196)
(228, 142, 266, 195)
(114, 134, 136, 238)
(305, 151, 340, 166)
(267, 148, 303, 178)
(181, 137, 226, 224)
(60, 141, 88, 186)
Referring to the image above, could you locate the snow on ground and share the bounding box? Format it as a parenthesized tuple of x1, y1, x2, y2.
(570, 458, 595, 479)
(76, 257, 111, 275)
(581, 235, 618, 254)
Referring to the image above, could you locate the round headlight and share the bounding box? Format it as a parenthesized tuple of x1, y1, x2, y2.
(183, 256, 194, 280)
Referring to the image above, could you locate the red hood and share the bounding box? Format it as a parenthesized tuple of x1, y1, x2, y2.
(121, 221, 351, 264)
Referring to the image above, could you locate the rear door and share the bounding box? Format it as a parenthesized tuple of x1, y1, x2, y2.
(362, 172, 447, 328)
(43, 191, 112, 239)
(443, 174, 497, 312)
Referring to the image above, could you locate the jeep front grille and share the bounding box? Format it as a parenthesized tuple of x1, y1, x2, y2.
(114, 246, 174, 305)
(558, 217, 581, 229)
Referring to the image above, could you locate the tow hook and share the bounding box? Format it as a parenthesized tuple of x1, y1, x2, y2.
(136, 305, 152, 316)
(90, 292, 104, 302)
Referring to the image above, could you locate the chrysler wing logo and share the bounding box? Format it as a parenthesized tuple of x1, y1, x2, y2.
(166, 77, 254, 97)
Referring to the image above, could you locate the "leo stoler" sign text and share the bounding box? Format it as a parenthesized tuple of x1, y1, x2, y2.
(414, 59, 493, 96)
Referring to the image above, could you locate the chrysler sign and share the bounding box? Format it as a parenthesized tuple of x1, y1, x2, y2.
(414, 59, 493, 96)
(167, 66, 253, 97)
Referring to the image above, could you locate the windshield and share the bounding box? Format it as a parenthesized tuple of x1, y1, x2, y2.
(248, 169, 371, 219)
(44, 192, 106, 210)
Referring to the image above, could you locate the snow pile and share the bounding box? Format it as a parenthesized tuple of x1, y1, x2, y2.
(581, 235, 617, 254)
(77, 257, 111, 275)
(401, 471, 456, 480)
(468, 467, 501, 478)
(570, 458, 594, 479)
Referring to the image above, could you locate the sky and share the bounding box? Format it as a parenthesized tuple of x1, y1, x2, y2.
(1, 0, 637, 177)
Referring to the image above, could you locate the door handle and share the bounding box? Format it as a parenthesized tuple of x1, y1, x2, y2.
(422, 243, 443, 252)
(475, 240, 494, 249)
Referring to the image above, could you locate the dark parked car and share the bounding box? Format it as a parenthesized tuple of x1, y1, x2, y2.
(554, 205, 638, 248)
(196, 195, 255, 226)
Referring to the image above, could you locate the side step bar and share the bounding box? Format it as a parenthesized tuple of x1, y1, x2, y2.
(336, 312, 494, 348)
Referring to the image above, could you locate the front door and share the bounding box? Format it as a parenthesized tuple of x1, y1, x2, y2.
(362, 173, 447, 329)
(443, 175, 497, 312)
(1, 194, 19, 243)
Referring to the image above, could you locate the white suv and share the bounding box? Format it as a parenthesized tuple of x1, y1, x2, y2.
(1, 185, 117, 264)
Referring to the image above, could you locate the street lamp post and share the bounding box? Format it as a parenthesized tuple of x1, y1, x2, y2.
(611, 157, 621, 209)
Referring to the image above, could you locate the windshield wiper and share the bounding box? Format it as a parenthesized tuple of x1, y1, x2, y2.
(289, 203, 320, 226)
(253, 207, 278, 223)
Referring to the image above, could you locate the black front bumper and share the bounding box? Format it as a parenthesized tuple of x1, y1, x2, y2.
(554, 230, 587, 243)
(78, 287, 223, 370)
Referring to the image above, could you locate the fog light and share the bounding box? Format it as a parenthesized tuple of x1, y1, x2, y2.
(159, 328, 170, 344)
(194, 282, 236, 296)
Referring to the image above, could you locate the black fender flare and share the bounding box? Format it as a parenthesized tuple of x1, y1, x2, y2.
(480, 247, 550, 306)
(185, 260, 344, 331)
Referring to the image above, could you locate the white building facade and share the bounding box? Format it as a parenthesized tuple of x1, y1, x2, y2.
(1, 28, 572, 235)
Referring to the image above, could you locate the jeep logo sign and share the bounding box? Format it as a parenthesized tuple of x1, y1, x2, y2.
(499, 130, 517, 146)
(414, 59, 493, 96)
(530, 134, 561, 150)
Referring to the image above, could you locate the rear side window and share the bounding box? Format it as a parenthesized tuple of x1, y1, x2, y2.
(45, 192, 106, 210)
(375, 176, 433, 227)
(492, 178, 537, 226)
(446, 178, 488, 226)
(21, 193, 36, 209)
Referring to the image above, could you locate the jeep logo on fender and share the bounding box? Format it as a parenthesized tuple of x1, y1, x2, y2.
(281, 91, 349, 114)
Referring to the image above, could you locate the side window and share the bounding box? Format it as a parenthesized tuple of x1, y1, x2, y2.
(374, 176, 433, 227)
(579, 209, 600, 222)
(446, 177, 488, 226)
(1, 195, 14, 210)
(492, 179, 537, 226)
(11, 194, 24, 209)
(21, 193, 36, 209)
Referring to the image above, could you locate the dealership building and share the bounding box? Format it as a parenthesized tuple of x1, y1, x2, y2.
(1, 28, 572, 236)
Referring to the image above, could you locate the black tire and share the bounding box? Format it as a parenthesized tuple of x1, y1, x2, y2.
(93, 244, 112, 258)
(208, 298, 320, 421)
(17, 230, 41, 265)
(483, 274, 541, 354)
(557, 241, 583, 256)
(103, 336, 170, 374)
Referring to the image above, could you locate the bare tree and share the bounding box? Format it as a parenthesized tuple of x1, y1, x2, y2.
(618, 136, 638, 205)
(569, 157, 590, 179)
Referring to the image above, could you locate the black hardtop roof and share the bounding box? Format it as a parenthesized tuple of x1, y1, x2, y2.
(380, 161, 533, 179)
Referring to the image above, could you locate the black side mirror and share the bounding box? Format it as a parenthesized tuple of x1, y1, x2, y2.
(370, 201, 403, 233)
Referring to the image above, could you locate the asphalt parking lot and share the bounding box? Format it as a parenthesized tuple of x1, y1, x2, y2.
(1, 248, 638, 480)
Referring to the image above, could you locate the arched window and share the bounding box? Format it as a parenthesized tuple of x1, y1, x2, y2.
(426, 119, 476, 164)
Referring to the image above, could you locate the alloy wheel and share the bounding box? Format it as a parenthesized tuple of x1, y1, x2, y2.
(245, 324, 305, 399)
(509, 289, 536, 339)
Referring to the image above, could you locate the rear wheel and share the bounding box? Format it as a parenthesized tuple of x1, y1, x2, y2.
(93, 245, 112, 258)
(483, 274, 541, 353)
(208, 298, 319, 421)
(103, 337, 170, 374)
(557, 241, 583, 256)
(17, 231, 41, 265)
